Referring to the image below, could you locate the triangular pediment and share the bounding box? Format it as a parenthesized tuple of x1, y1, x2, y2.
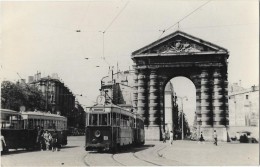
(132, 31, 228, 55)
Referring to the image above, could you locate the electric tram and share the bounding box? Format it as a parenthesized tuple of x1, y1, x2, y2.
(21, 111, 68, 146)
(85, 100, 145, 152)
(0, 109, 67, 152)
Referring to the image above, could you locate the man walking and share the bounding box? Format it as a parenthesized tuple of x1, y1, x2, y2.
(169, 131, 174, 145)
(198, 132, 205, 144)
(162, 131, 166, 143)
(213, 130, 217, 146)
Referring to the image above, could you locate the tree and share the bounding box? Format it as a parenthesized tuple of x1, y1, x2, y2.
(178, 112, 190, 138)
(1, 81, 26, 111)
(24, 86, 46, 111)
(1, 80, 47, 111)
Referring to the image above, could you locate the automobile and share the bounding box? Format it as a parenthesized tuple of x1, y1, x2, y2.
(237, 131, 258, 143)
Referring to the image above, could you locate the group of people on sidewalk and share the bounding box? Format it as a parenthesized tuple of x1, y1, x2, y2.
(36, 126, 59, 152)
(162, 130, 218, 146)
(199, 130, 218, 145)
(162, 131, 174, 145)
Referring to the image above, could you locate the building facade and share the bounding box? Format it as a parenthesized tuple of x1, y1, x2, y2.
(100, 69, 135, 108)
(164, 82, 179, 134)
(29, 73, 82, 128)
(228, 83, 259, 139)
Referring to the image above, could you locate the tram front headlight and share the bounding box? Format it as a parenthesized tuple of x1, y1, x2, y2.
(95, 130, 101, 138)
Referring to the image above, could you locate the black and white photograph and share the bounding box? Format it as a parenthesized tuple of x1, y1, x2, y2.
(1, 0, 259, 166)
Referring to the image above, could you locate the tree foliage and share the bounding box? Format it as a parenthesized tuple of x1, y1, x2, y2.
(1, 81, 47, 111)
(177, 112, 191, 138)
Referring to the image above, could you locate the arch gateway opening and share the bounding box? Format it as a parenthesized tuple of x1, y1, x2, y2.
(164, 77, 196, 140)
(131, 31, 229, 141)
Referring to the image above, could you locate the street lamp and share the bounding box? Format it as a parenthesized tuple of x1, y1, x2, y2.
(177, 96, 188, 140)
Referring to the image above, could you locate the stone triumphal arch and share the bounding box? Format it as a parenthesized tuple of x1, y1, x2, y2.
(131, 31, 229, 141)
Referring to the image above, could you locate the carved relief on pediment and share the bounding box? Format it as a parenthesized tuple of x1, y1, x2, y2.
(155, 40, 203, 54)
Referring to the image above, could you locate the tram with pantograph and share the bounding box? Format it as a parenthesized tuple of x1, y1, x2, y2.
(1, 109, 67, 152)
(85, 103, 145, 152)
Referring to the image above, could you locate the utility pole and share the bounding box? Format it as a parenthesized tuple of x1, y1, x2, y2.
(177, 96, 188, 140)
(45, 76, 50, 112)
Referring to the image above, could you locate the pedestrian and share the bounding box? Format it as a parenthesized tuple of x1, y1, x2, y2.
(36, 126, 44, 150)
(162, 131, 166, 143)
(175, 134, 178, 140)
(169, 131, 174, 145)
(43, 130, 51, 150)
(199, 132, 205, 144)
(1, 135, 6, 152)
(213, 130, 218, 146)
(51, 130, 58, 152)
(49, 132, 53, 151)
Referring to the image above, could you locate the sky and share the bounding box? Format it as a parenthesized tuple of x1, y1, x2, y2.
(1, 0, 259, 117)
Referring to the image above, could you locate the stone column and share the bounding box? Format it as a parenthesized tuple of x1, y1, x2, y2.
(133, 69, 138, 112)
(137, 70, 147, 119)
(195, 78, 202, 137)
(200, 70, 211, 127)
(212, 69, 224, 127)
(211, 69, 228, 141)
(149, 69, 160, 125)
(146, 69, 160, 140)
(159, 79, 165, 133)
(223, 75, 229, 126)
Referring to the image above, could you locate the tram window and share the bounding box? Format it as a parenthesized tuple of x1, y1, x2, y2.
(99, 114, 107, 125)
(107, 113, 110, 125)
(116, 114, 120, 126)
(28, 119, 33, 129)
(120, 115, 123, 126)
(40, 119, 43, 128)
(130, 118, 133, 127)
(52, 123, 56, 129)
(48, 120, 52, 128)
(57, 121, 59, 129)
(90, 114, 98, 125)
(46, 121, 48, 129)
(86, 114, 89, 126)
(112, 113, 116, 126)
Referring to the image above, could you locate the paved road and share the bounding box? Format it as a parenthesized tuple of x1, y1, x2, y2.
(1, 136, 259, 166)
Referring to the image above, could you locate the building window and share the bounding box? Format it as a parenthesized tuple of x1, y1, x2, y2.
(246, 95, 249, 99)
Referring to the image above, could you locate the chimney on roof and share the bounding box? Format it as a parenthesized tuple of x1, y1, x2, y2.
(28, 76, 34, 83)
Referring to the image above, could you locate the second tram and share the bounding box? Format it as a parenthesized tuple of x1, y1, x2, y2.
(1, 109, 68, 152)
(21, 111, 68, 146)
(85, 104, 145, 152)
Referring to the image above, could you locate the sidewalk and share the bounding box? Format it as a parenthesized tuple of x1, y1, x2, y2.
(152, 140, 259, 166)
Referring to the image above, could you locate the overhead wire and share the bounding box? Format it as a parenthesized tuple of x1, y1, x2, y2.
(104, 0, 130, 33)
(99, 0, 130, 67)
(158, 0, 212, 39)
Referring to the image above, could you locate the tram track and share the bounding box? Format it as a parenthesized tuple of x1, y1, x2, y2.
(111, 154, 127, 166)
(83, 144, 180, 166)
(111, 145, 169, 166)
(132, 152, 162, 166)
(82, 152, 91, 166)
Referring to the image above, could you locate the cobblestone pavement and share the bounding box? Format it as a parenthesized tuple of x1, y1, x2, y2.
(1, 136, 259, 166)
